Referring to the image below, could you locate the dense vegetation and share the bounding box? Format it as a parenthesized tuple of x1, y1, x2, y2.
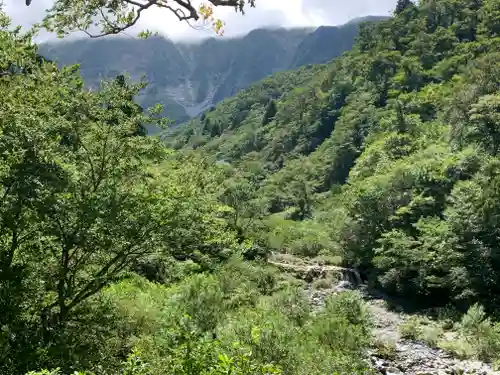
(0, 7, 375, 375)
(169, 0, 500, 312)
(3, 0, 500, 373)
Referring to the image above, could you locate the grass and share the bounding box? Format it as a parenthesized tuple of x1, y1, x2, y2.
(270, 253, 308, 266)
(269, 252, 343, 267)
(311, 254, 343, 266)
(420, 324, 444, 348)
(312, 274, 338, 290)
(399, 316, 423, 340)
(373, 339, 397, 360)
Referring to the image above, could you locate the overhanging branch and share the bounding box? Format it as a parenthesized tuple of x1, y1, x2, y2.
(38, 0, 256, 38)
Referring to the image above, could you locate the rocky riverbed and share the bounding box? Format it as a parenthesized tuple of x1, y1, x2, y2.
(366, 298, 499, 375)
(270, 260, 500, 375)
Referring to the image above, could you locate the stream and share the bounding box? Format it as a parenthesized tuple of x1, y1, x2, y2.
(269, 260, 500, 375)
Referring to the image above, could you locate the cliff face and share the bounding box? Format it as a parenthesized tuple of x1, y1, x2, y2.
(40, 18, 386, 129)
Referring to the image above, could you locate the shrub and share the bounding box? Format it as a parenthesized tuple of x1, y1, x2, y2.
(399, 317, 422, 340)
(268, 286, 311, 327)
(456, 304, 500, 361)
(420, 325, 443, 348)
(309, 292, 372, 355)
(373, 339, 397, 360)
(312, 276, 336, 290)
(312, 254, 343, 266)
(324, 291, 373, 334)
(440, 339, 475, 359)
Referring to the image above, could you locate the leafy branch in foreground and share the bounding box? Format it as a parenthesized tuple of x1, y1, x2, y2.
(38, 0, 256, 38)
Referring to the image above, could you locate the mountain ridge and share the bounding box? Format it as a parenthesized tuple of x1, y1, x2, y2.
(40, 16, 388, 131)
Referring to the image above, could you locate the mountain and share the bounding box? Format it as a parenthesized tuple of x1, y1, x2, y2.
(290, 16, 389, 68)
(167, 0, 500, 313)
(39, 17, 386, 131)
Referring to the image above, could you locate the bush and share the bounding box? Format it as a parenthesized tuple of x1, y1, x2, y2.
(440, 339, 475, 359)
(373, 339, 397, 360)
(312, 253, 343, 266)
(399, 317, 422, 340)
(312, 276, 336, 290)
(28, 345, 283, 375)
(220, 313, 300, 374)
(217, 257, 278, 299)
(323, 291, 373, 335)
(266, 218, 335, 258)
(268, 286, 311, 327)
(206, 351, 282, 375)
(420, 325, 443, 348)
(456, 304, 500, 361)
(309, 292, 372, 356)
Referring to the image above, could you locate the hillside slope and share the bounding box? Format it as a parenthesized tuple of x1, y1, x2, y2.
(5, 2, 500, 373)
(289, 16, 389, 68)
(168, 0, 500, 313)
(40, 18, 386, 129)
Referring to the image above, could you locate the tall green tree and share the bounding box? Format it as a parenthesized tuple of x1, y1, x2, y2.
(0, 12, 237, 373)
(395, 0, 414, 15)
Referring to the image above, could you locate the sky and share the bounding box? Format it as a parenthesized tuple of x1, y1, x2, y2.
(2, 0, 396, 42)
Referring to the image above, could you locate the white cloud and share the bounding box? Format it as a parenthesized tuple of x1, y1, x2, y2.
(2, 0, 396, 41)
(302, 0, 396, 25)
(140, 0, 315, 41)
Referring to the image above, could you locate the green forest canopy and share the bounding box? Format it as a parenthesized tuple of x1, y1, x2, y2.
(3, 0, 500, 373)
(169, 0, 500, 308)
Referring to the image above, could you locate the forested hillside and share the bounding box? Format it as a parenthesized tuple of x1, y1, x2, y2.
(3, 0, 500, 374)
(169, 0, 500, 311)
(1, 6, 377, 375)
(40, 18, 386, 129)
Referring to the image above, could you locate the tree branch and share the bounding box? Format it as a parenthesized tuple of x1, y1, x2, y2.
(67, 0, 255, 38)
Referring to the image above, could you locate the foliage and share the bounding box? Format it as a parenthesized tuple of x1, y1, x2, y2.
(454, 304, 500, 361)
(93, 263, 371, 375)
(0, 9, 240, 374)
(398, 305, 500, 362)
(5, 0, 500, 372)
(41, 0, 255, 38)
(399, 317, 423, 340)
(167, 0, 500, 313)
(372, 339, 397, 361)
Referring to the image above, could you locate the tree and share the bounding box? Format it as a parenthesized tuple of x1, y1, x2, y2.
(219, 170, 264, 242)
(40, 0, 256, 38)
(468, 95, 500, 156)
(108, 74, 147, 136)
(446, 160, 500, 308)
(395, 0, 414, 15)
(0, 23, 167, 369)
(478, 0, 500, 37)
(373, 218, 464, 300)
(261, 99, 277, 126)
(0, 13, 237, 372)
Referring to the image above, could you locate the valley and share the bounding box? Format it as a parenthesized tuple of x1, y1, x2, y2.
(2, 0, 500, 374)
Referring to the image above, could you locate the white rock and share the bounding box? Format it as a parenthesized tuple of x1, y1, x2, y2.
(386, 367, 403, 375)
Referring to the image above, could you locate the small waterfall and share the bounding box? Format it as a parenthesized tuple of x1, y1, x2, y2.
(267, 258, 364, 289)
(339, 268, 362, 287)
